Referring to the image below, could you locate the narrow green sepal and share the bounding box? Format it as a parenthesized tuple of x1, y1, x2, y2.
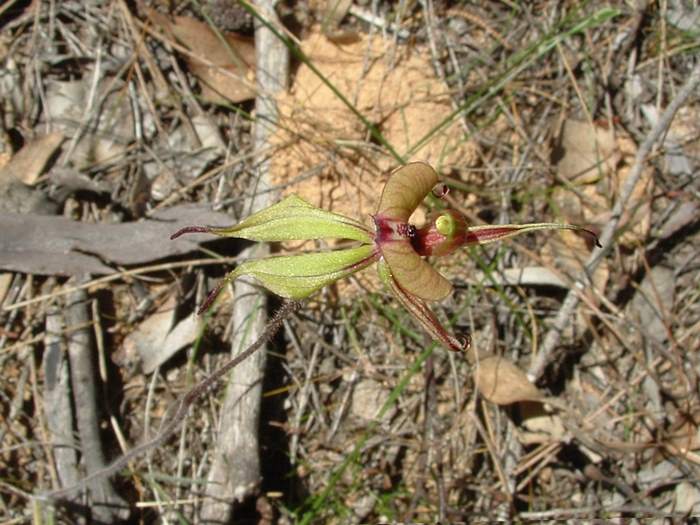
(227, 244, 377, 299)
(208, 195, 373, 243)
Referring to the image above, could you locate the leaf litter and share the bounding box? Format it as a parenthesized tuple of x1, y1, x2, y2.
(2, 1, 700, 523)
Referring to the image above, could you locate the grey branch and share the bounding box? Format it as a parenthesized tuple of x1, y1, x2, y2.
(199, 1, 290, 521)
(65, 286, 129, 522)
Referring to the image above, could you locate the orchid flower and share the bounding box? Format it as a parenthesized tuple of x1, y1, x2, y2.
(171, 163, 598, 352)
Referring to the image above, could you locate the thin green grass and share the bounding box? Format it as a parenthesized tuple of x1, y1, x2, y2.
(403, 7, 621, 159)
(295, 343, 437, 523)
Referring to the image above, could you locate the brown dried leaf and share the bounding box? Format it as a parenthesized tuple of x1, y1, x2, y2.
(0, 273, 11, 305)
(518, 401, 566, 445)
(474, 355, 542, 405)
(0, 132, 64, 186)
(673, 482, 700, 514)
(545, 120, 654, 305)
(44, 78, 133, 168)
(122, 294, 202, 373)
(665, 410, 700, 455)
(551, 120, 653, 246)
(628, 264, 675, 344)
(553, 119, 618, 183)
(317, 0, 359, 42)
(351, 379, 394, 422)
(147, 9, 256, 104)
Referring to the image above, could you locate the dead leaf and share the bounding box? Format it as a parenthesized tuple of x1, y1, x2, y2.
(628, 264, 675, 343)
(474, 355, 542, 405)
(122, 294, 202, 373)
(518, 401, 567, 445)
(660, 201, 698, 240)
(0, 180, 58, 215)
(665, 410, 700, 455)
(0, 132, 64, 186)
(545, 119, 654, 305)
(0, 131, 11, 170)
(552, 119, 618, 183)
(50, 166, 111, 194)
(667, 3, 700, 32)
(473, 266, 567, 288)
(44, 77, 133, 168)
(673, 482, 700, 514)
(550, 119, 653, 247)
(0, 205, 233, 276)
(316, 0, 359, 42)
(642, 103, 698, 179)
(146, 9, 256, 104)
(0, 273, 12, 305)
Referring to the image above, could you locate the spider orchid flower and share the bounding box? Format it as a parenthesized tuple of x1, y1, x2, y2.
(171, 162, 599, 352)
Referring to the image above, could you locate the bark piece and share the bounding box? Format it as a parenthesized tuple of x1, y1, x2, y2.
(199, 1, 288, 521)
(43, 306, 80, 490)
(65, 286, 129, 521)
(0, 205, 232, 276)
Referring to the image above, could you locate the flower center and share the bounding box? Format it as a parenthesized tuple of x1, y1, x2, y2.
(373, 214, 417, 244)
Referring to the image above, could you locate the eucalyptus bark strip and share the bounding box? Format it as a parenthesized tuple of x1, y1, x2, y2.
(199, 1, 289, 521)
(65, 286, 128, 522)
(42, 306, 80, 490)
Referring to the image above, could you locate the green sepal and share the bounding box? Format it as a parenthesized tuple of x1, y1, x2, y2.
(209, 195, 373, 243)
(227, 244, 377, 299)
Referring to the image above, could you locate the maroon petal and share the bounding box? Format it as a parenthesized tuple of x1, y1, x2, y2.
(376, 162, 440, 221)
(380, 240, 452, 301)
(380, 261, 467, 352)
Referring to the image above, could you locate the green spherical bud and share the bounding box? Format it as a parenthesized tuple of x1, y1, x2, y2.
(435, 213, 457, 237)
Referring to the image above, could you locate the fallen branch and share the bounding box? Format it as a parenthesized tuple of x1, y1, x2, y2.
(199, 0, 290, 520)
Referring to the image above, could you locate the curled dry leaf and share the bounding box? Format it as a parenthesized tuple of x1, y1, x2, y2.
(548, 119, 617, 278)
(146, 9, 256, 104)
(0, 132, 64, 186)
(44, 77, 134, 169)
(550, 118, 653, 247)
(673, 482, 700, 515)
(664, 409, 700, 456)
(122, 293, 202, 373)
(474, 355, 542, 405)
(351, 379, 394, 422)
(552, 118, 618, 184)
(627, 264, 675, 344)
